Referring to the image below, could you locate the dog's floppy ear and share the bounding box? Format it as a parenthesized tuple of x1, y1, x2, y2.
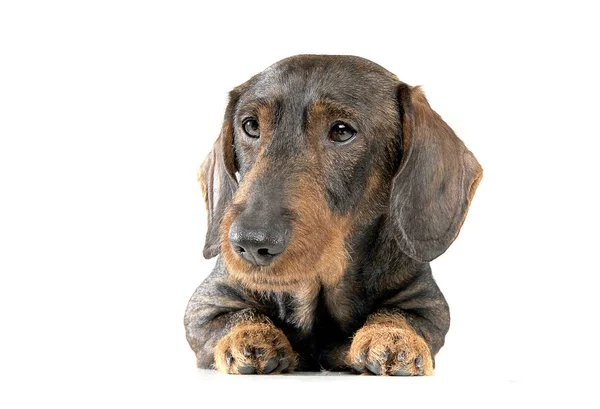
(390, 84, 483, 262)
(198, 89, 240, 259)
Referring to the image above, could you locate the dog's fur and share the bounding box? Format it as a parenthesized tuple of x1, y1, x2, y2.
(184, 55, 482, 375)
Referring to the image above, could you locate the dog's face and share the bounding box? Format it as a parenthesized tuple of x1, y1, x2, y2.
(199, 55, 482, 292)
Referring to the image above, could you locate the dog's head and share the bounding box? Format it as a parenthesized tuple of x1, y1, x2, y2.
(199, 55, 482, 291)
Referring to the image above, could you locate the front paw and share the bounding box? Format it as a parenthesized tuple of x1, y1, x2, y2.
(347, 323, 433, 376)
(214, 322, 297, 374)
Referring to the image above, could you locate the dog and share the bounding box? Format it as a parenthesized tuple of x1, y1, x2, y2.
(184, 55, 482, 375)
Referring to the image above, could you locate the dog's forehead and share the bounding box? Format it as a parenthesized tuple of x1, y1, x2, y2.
(239, 55, 398, 108)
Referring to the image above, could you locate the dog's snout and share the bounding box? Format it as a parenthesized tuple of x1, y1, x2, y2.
(229, 220, 289, 267)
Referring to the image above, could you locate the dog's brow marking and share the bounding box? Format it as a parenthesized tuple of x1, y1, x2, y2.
(308, 98, 361, 120)
(238, 98, 279, 117)
(242, 97, 272, 107)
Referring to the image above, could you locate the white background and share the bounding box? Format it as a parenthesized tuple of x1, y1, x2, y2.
(1, 1, 599, 408)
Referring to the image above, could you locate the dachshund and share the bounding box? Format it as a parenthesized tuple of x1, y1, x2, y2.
(184, 55, 482, 375)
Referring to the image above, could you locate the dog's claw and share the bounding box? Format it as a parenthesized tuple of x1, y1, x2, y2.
(279, 358, 291, 372)
(366, 360, 381, 375)
(415, 356, 423, 369)
(237, 365, 256, 374)
(262, 357, 278, 374)
(391, 368, 411, 376)
(225, 351, 233, 367)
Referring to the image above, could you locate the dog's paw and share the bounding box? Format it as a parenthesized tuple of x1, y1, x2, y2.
(214, 322, 297, 374)
(347, 323, 433, 376)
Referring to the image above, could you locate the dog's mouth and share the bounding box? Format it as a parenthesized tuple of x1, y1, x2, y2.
(224, 257, 313, 293)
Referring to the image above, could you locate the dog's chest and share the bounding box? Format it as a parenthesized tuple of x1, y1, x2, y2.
(273, 283, 355, 329)
(270, 281, 368, 358)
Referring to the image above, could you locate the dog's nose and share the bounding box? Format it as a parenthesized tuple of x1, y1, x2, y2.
(228, 220, 289, 267)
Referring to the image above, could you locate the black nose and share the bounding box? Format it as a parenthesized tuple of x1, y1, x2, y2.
(228, 220, 289, 267)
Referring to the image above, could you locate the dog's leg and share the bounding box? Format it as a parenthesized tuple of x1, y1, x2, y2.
(184, 267, 297, 374)
(345, 270, 450, 376)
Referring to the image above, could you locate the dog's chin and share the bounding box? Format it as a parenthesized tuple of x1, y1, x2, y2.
(228, 266, 316, 293)
(222, 251, 321, 293)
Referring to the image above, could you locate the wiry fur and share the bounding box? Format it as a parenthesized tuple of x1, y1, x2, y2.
(220, 176, 352, 293)
(184, 55, 482, 375)
(214, 321, 297, 374)
(347, 312, 434, 376)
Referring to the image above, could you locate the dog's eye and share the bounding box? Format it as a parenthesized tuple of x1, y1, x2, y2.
(329, 122, 356, 143)
(242, 119, 260, 138)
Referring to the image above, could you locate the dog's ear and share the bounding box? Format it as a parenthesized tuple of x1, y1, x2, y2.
(198, 89, 240, 259)
(389, 84, 483, 262)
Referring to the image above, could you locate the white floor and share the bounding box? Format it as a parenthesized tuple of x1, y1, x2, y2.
(6, 345, 597, 409)
(175, 367, 596, 408)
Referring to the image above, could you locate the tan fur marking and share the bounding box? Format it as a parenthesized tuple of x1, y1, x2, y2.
(455, 152, 483, 238)
(214, 321, 297, 374)
(197, 167, 208, 210)
(220, 165, 352, 292)
(347, 312, 434, 376)
(309, 99, 361, 123)
(290, 282, 320, 333)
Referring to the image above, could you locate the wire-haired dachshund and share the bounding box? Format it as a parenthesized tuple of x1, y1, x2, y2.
(184, 55, 482, 375)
